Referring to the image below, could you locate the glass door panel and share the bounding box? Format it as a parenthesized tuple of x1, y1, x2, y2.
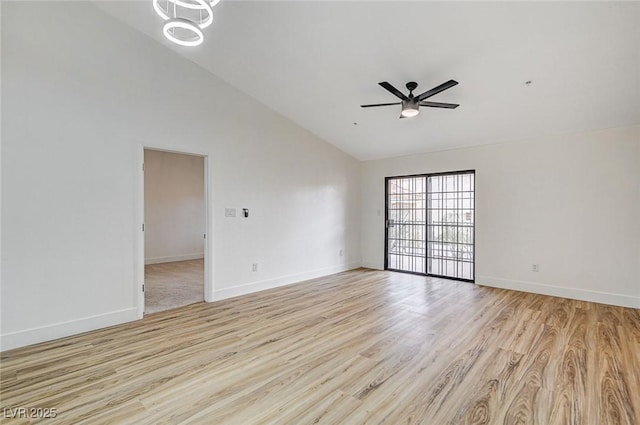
(385, 176, 426, 274)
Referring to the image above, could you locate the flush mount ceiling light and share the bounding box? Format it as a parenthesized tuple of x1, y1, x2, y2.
(153, 0, 220, 47)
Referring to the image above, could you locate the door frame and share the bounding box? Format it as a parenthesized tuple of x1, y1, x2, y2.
(384, 170, 476, 283)
(136, 144, 214, 318)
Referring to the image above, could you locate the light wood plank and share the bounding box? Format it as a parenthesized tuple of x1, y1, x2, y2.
(1, 268, 639, 424)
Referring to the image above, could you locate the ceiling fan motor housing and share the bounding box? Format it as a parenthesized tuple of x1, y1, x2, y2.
(402, 98, 420, 110)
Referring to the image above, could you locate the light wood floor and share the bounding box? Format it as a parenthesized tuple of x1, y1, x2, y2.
(145, 259, 204, 314)
(1, 269, 639, 424)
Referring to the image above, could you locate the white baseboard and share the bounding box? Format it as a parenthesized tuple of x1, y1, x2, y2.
(0, 308, 139, 352)
(477, 276, 640, 309)
(145, 253, 204, 265)
(214, 262, 361, 301)
(361, 261, 383, 270)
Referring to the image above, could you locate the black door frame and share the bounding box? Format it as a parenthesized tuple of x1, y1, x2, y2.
(384, 170, 475, 283)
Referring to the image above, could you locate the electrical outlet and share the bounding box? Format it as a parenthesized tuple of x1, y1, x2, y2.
(532, 264, 539, 272)
(339, 249, 343, 257)
(252, 263, 258, 272)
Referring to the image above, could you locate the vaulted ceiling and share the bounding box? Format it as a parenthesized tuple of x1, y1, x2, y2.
(96, 1, 640, 160)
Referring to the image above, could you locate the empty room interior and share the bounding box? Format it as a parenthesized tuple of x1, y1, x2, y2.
(1, 1, 639, 424)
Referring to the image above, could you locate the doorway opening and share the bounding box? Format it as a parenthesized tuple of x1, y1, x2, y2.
(385, 170, 475, 282)
(143, 148, 206, 314)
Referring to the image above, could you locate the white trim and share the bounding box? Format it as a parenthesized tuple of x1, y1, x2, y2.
(203, 155, 214, 303)
(0, 308, 138, 352)
(145, 253, 204, 265)
(136, 145, 145, 318)
(138, 144, 214, 316)
(361, 261, 383, 270)
(477, 275, 640, 309)
(214, 262, 361, 301)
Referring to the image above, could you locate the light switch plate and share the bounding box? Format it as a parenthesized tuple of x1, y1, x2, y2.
(225, 208, 236, 217)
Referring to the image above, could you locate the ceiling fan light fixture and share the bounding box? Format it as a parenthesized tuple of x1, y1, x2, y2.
(401, 99, 420, 118)
(361, 80, 459, 118)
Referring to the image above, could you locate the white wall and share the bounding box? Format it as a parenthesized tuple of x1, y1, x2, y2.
(361, 126, 640, 308)
(144, 150, 205, 264)
(0, 2, 361, 350)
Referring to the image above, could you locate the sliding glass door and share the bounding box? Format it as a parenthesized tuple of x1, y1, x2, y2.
(385, 171, 475, 282)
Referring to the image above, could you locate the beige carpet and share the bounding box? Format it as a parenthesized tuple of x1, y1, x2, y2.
(144, 259, 204, 314)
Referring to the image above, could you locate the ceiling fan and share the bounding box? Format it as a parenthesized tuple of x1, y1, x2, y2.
(361, 80, 459, 118)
